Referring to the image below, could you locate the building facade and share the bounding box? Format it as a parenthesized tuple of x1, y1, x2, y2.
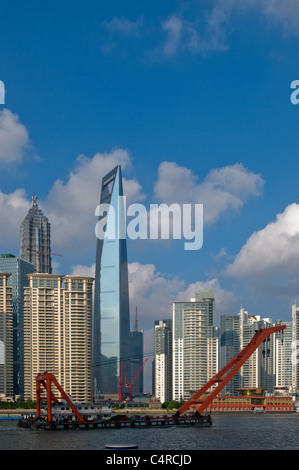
(154, 319, 172, 403)
(292, 304, 299, 395)
(23, 274, 94, 402)
(93, 166, 131, 396)
(130, 308, 144, 398)
(0, 273, 13, 399)
(0, 254, 35, 398)
(19, 193, 52, 274)
(172, 290, 218, 401)
(220, 311, 243, 395)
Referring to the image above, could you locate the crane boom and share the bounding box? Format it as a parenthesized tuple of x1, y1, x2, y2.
(124, 358, 148, 401)
(176, 325, 286, 416)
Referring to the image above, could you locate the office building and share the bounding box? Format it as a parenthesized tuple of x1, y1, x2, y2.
(19, 192, 52, 273)
(0, 254, 35, 398)
(23, 274, 94, 402)
(0, 273, 13, 399)
(154, 319, 172, 403)
(93, 166, 131, 396)
(172, 290, 218, 401)
(130, 308, 144, 398)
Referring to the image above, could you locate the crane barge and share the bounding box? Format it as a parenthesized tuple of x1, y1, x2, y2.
(18, 325, 286, 430)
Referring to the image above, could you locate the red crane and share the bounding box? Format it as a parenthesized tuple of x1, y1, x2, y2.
(125, 358, 149, 401)
(36, 372, 85, 423)
(176, 324, 286, 417)
(118, 361, 125, 401)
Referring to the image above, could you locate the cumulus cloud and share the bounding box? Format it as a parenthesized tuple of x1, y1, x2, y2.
(226, 203, 299, 294)
(153, 161, 264, 225)
(44, 148, 145, 255)
(0, 188, 30, 246)
(0, 148, 144, 258)
(71, 260, 237, 358)
(0, 109, 31, 166)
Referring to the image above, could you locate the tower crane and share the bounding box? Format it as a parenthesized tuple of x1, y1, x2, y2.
(118, 361, 125, 401)
(124, 358, 148, 401)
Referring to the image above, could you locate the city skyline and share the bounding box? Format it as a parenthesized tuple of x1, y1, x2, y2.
(2, 1, 299, 367)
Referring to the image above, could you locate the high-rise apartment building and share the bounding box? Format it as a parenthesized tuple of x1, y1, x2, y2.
(172, 290, 218, 401)
(292, 304, 299, 394)
(0, 273, 13, 399)
(0, 254, 35, 398)
(241, 315, 275, 392)
(154, 319, 172, 403)
(19, 193, 52, 274)
(93, 166, 131, 396)
(23, 274, 94, 402)
(274, 321, 292, 393)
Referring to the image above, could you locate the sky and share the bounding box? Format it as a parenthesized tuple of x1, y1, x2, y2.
(1, 1, 299, 383)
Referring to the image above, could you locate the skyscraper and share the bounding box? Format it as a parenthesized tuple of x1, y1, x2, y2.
(130, 308, 144, 398)
(154, 319, 172, 403)
(23, 273, 94, 402)
(172, 290, 218, 401)
(19, 192, 52, 274)
(0, 273, 13, 399)
(93, 166, 131, 396)
(0, 254, 35, 398)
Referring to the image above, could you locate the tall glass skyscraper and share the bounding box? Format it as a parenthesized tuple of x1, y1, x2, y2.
(0, 254, 35, 398)
(19, 192, 52, 274)
(93, 166, 131, 396)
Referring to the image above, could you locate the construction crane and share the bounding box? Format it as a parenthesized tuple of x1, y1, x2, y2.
(36, 372, 85, 423)
(124, 358, 148, 401)
(118, 361, 125, 401)
(175, 324, 286, 417)
(32, 326, 286, 429)
(26, 247, 62, 273)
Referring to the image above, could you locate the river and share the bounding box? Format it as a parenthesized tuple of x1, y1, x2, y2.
(0, 413, 298, 451)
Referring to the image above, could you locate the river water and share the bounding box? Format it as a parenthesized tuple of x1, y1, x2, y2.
(0, 414, 298, 451)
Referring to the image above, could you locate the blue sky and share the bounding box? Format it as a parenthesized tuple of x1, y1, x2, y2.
(1, 1, 299, 362)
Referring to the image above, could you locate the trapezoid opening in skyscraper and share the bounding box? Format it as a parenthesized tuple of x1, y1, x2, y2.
(93, 165, 131, 397)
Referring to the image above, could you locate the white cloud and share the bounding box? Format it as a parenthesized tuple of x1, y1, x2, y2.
(104, 16, 144, 36)
(226, 203, 299, 294)
(0, 148, 145, 257)
(161, 11, 229, 57)
(71, 260, 237, 359)
(175, 278, 238, 316)
(212, 0, 299, 36)
(0, 189, 30, 247)
(0, 109, 31, 166)
(44, 148, 145, 255)
(153, 161, 264, 225)
(101, 16, 144, 53)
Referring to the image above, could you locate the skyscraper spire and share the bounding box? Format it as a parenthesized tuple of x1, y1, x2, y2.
(32, 187, 38, 206)
(19, 191, 52, 274)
